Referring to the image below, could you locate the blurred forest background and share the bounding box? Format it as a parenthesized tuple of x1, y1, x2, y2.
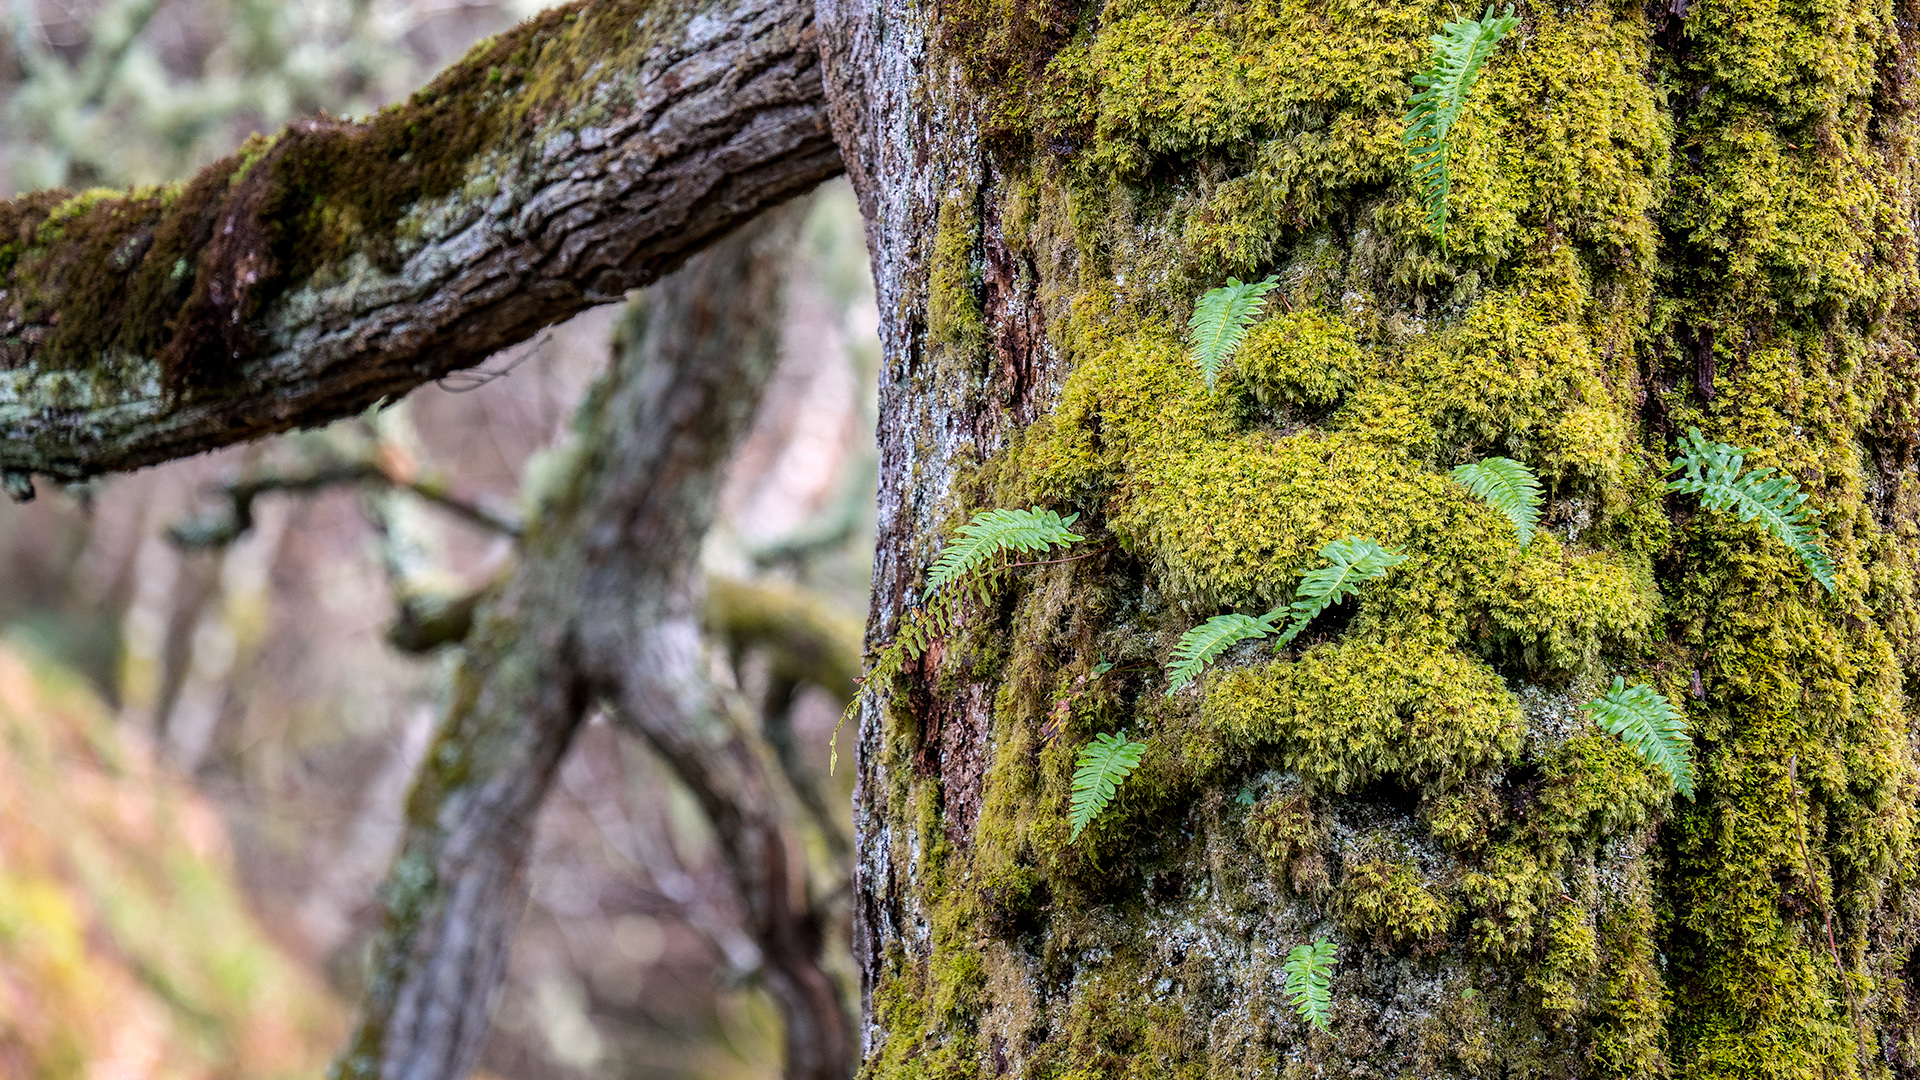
(0, 1, 878, 1076)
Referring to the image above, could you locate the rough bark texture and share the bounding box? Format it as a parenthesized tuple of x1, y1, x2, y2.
(333, 208, 851, 1080)
(0, 0, 837, 483)
(816, 0, 1920, 1075)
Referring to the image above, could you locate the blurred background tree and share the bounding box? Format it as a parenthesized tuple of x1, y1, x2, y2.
(0, 2, 877, 1077)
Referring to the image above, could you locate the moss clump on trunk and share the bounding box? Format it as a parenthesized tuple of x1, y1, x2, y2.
(860, 0, 1920, 1074)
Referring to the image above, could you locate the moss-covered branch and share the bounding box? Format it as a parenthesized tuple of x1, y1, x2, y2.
(0, 0, 839, 484)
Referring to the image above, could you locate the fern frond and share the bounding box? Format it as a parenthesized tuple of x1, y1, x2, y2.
(1282, 939, 1337, 1032)
(1451, 456, 1543, 547)
(924, 507, 1083, 598)
(1584, 676, 1694, 799)
(1278, 536, 1407, 642)
(1402, 5, 1520, 250)
(1668, 427, 1836, 594)
(1162, 537, 1402, 694)
(1186, 276, 1279, 390)
(1165, 612, 1279, 695)
(1069, 731, 1148, 839)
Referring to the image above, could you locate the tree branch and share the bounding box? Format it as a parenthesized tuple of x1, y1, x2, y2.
(0, 0, 839, 483)
(337, 205, 852, 1080)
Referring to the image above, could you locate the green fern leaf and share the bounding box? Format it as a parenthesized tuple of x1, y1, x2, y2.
(924, 507, 1083, 598)
(1069, 731, 1148, 839)
(1277, 536, 1407, 643)
(1165, 612, 1279, 695)
(1402, 5, 1520, 250)
(1282, 939, 1337, 1032)
(1451, 456, 1543, 547)
(1668, 427, 1836, 594)
(1584, 677, 1694, 799)
(1186, 275, 1279, 390)
(1163, 537, 1403, 694)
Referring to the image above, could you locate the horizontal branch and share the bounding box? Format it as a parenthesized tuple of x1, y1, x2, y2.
(0, 0, 840, 482)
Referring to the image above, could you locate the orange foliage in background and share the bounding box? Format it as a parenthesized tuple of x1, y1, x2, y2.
(0, 642, 341, 1078)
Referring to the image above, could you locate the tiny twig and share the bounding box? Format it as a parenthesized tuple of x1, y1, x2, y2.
(1787, 754, 1872, 1072)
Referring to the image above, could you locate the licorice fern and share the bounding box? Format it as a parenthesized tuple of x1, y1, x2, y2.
(1070, 731, 1148, 839)
(924, 507, 1083, 597)
(1584, 677, 1694, 799)
(832, 505, 1083, 773)
(1451, 456, 1542, 547)
(1402, 5, 1520, 250)
(1166, 536, 1405, 694)
(1284, 536, 1408, 632)
(1166, 611, 1281, 694)
(1668, 427, 1836, 593)
(1187, 275, 1279, 390)
(1283, 939, 1337, 1032)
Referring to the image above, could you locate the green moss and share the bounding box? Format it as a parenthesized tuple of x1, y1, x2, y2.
(929, 196, 988, 356)
(1337, 855, 1454, 948)
(874, 0, 1920, 1068)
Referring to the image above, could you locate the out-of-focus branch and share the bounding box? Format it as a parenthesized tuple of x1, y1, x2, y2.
(705, 575, 860, 858)
(706, 576, 863, 701)
(335, 206, 853, 1080)
(167, 454, 521, 550)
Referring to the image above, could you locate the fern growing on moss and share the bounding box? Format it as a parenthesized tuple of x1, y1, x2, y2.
(1585, 677, 1694, 798)
(833, 505, 1083, 773)
(1402, 5, 1520, 250)
(1283, 939, 1337, 1032)
(1186, 275, 1279, 390)
(1166, 536, 1405, 693)
(1166, 611, 1281, 694)
(1069, 731, 1148, 839)
(924, 507, 1083, 596)
(1668, 427, 1836, 593)
(1451, 456, 1542, 547)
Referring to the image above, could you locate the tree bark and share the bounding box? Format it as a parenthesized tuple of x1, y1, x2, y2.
(0, 0, 836, 484)
(333, 207, 850, 1080)
(815, 0, 1920, 1076)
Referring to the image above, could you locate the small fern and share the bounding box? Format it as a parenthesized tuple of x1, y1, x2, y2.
(1069, 731, 1148, 840)
(1402, 5, 1521, 250)
(1584, 676, 1694, 799)
(1451, 456, 1543, 547)
(1186, 275, 1279, 390)
(1165, 612, 1280, 693)
(1165, 536, 1404, 694)
(924, 507, 1083, 597)
(1667, 427, 1836, 594)
(1280, 536, 1407, 637)
(1282, 939, 1337, 1032)
(834, 505, 1083, 773)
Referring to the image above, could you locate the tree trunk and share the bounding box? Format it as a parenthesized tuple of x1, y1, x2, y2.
(816, 0, 1920, 1075)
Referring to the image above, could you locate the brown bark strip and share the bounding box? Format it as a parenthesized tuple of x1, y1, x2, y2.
(334, 208, 850, 1080)
(0, 0, 838, 483)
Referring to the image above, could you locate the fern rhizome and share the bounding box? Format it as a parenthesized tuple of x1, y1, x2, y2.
(1187, 275, 1279, 389)
(1402, 5, 1520, 250)
(1668, 427, 1836, 593)
(1167, 536, 1406, 694)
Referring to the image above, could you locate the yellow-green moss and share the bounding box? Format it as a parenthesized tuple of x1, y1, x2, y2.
(872, 0, 1920, 1069)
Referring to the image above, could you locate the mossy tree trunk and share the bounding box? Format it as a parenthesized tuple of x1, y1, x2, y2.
(815, 0, 1920, 1075)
